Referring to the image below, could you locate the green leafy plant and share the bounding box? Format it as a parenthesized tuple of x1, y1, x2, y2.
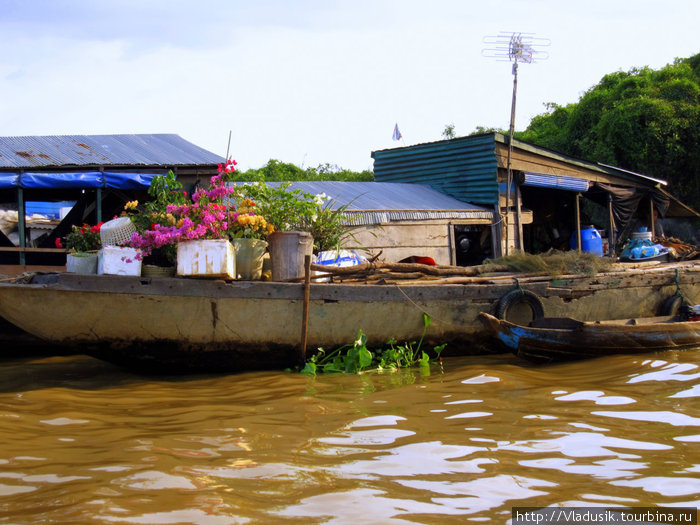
(233, 182, 360, 252)
(126, 170, 187, 234)
(233, 182, 317, 233)
(301, 313, 446, 375)
(306, 194, 363, 252)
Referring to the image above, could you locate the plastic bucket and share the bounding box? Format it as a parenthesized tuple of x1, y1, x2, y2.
(66, 252, 98, 274)
(231, 238, 268, 280)
(268, 231, 313, 281)
(570, 226, 603, 257)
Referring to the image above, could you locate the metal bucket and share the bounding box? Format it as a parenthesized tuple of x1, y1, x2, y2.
(268, 231, 313, 281)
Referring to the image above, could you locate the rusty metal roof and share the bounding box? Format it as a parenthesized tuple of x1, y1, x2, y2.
(0, 134, 224, 169)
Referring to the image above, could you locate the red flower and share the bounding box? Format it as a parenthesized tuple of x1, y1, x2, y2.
(55, 238, 63, 248)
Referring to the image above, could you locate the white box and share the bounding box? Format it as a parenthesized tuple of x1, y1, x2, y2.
(98, 246, 142, 276)
(176, 239, 235, 279)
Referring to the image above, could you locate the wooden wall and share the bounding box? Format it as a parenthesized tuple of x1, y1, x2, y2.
(344, 219, 491, 265)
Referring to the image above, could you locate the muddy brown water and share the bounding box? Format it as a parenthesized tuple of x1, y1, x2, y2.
(0, 348, 698, 523)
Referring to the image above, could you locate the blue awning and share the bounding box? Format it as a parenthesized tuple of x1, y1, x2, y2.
(0, 173, 19, 189)
(0, 171, 156, 190)
(519, 172, 590, 192)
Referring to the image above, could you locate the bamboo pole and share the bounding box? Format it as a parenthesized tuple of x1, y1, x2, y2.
(299, 255, 312, 365)
(575, 193, 582, 251)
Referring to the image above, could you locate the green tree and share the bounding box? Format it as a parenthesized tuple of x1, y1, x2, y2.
(516, 53, 700, 210)
(230, 159, 373, 182)
(442, 123, 456, 139)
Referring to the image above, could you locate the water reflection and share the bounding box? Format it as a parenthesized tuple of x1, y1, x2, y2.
(0, 349, 698, 522)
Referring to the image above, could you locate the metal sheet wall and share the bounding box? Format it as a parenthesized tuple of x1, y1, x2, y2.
(371, 134, 500, 206)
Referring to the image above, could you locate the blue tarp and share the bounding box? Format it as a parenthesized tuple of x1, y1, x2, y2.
(0, 171, 157, 190)
(0, 173, 19, 189)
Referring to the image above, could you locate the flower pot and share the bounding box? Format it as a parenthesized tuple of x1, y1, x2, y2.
(141, 264, 176, 278)
(66, 252, 98, 274)
(98, 246, 142, 276)
(177, 239, 235, 279)
(268, 231, 313, 281)
(231, 238, 268, 280)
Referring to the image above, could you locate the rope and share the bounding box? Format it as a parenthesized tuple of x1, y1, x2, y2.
(673, 268, 686, 301)
(394, 284, 452, 327)
(513, 277, 524, 295)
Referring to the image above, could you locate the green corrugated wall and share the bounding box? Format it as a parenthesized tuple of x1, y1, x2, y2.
(371, 133, 500, 206)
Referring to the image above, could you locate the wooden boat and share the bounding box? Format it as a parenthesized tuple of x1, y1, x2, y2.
(1, 262, 699, 372)
(479, 311, 700, 363)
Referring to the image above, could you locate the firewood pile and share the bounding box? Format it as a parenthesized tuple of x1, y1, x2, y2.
(659, 237, 699, 260)
(308, 261, 514, 285)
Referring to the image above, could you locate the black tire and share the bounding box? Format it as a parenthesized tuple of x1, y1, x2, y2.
(659, 294, 683, 316)
(496, 289, 545, 321)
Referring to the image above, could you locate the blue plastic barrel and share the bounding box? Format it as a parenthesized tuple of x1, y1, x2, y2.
(570, 226, 603, 257)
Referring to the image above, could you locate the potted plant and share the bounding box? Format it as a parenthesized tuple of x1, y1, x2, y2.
(232, 182, 359, 280)
(59, 222, 103, 274)
(231, 182, 317, 281)
(128, 165, 238, 279)
(123, 171, 186, 276)
(226, 198, 274, 280)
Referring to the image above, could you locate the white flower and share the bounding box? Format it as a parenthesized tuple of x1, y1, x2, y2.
(314, 193, 329, 207)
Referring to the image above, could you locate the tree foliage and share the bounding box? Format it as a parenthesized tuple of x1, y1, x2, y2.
(516, 53, 700, 210)
(228, 159, 373, 182)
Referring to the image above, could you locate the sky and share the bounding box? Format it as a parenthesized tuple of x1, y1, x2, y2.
(1, 0, 699, 172)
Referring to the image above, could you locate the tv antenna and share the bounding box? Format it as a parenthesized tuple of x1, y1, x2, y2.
(482, 32, 549, 254)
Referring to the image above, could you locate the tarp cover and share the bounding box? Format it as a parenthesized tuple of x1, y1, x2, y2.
(0, 173, 19, 189)
(591, 183, 670, 236)
(0, 171, 156, 190)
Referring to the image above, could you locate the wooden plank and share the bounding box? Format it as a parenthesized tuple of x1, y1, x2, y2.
(0, 265, 65, 277)
(0, 247, 67, 253)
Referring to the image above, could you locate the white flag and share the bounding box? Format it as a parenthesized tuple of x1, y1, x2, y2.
(392, 123, 402, 141)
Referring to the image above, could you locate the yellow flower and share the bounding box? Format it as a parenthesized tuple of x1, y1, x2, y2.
(124, 200, 139, 210)
(176, 218, 183, 228)
(167, 213, 176, 225)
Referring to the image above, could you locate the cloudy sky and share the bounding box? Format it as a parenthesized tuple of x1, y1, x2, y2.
(1, 0, 698, 171)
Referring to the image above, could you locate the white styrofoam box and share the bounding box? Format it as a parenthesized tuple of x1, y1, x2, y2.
(98, 246, 142, 276)
(176, 239, 235, 279)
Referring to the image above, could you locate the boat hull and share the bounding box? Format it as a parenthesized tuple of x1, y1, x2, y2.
(2, 263, 700, 372)
(479, 312, 700, 363)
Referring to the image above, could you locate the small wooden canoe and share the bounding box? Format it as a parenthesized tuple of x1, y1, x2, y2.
(478, 311, 700, 363)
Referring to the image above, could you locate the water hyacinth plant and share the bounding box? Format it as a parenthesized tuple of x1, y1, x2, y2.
(301, 314, 446, 375)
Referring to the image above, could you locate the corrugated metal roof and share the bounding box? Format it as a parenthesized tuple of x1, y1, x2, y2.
(372, 133, 500, 205)
(256, 181, 493, 225)
(0, 134, 224, 168)
(372, 132, 669, 206)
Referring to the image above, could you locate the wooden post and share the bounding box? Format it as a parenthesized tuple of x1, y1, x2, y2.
(574, 193, 582, 251)
(649, 200, 655, 238)
(608, 193, 616, 256)
(17, 187, 26, 266)
(96, 188, 103, 224)
(515, 181, 523, 251)
(299, 254, 311, 364)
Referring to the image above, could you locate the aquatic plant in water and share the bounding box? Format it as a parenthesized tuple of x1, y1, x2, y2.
(301, 313, 446, 375)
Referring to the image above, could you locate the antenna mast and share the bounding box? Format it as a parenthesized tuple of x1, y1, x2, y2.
(482, 32, 549, 254)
